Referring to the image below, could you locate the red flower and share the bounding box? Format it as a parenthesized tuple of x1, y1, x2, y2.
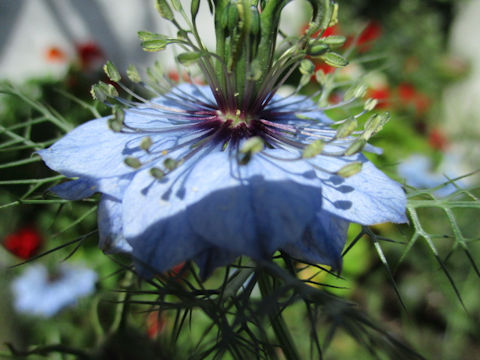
(146, 311, 167, 339)
(166, 261, 188, 280)
(367, 86, 391, 109)
(314, 62, 335, 75)
(356, 21, 382, 52)
(428, 128, 449, 151)
(76, 42, 104, 71)
(397, 83, 431, 115)
(3, 227, 43, 260)
(301, 24, 338, 39)
(320, 25, 338, 38)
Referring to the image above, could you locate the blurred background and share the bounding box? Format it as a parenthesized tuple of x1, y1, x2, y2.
(1, 0, 479, 359)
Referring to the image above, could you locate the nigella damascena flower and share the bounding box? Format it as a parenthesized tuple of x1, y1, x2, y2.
(38, 1, 407, 277)
(11, 263, 97, 317)
(39, 83, 406, 277)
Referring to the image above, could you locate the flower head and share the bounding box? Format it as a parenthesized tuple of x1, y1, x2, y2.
(397, 154, 466, 197)
(11, 263, 97, 317)
(3, 226, 43, 260)
(38, 1, 406, 278)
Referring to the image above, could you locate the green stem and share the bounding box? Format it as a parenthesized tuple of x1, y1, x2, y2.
(108, 271, 133, 335)
(257, 271, 301, 360)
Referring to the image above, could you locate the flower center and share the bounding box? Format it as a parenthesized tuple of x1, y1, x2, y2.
(217, 109, 252, 128)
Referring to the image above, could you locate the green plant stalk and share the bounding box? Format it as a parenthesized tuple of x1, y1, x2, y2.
(257, 271, 301, 360)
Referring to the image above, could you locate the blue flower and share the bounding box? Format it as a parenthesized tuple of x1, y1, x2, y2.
(397, 154, 466, 197)
(11, 263, 97, 317)
(39, 84, 406, 278)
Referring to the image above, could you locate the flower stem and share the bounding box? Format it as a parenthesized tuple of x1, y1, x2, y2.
(257, 270, 301, 360)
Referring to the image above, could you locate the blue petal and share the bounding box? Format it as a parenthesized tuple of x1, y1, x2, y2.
(128, 214, 210, 276)
(313, 154, 407, 225)
(121, 169, 211, 274)
(184, 150, 324, 256)
(38, 118, 140, 178)
(50, 179, 98, 200)
(121, 148, 326, 266)
(192, 247, 240, 280)
(283, 212, 349, 271)
(98, 196, 132, 253)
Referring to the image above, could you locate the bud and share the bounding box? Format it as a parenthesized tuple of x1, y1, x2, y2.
(138, 31, 166, 41)
(141, 39, 168, 52)
(308, 43, 329, 56)
(155, 0, 174, 20)
(322, 35, 346, 48)
(191, 0, 200, 20)
(177, 52, 202, 66)
(299, 59, 315, 76)
(321, 52, 348, 68)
